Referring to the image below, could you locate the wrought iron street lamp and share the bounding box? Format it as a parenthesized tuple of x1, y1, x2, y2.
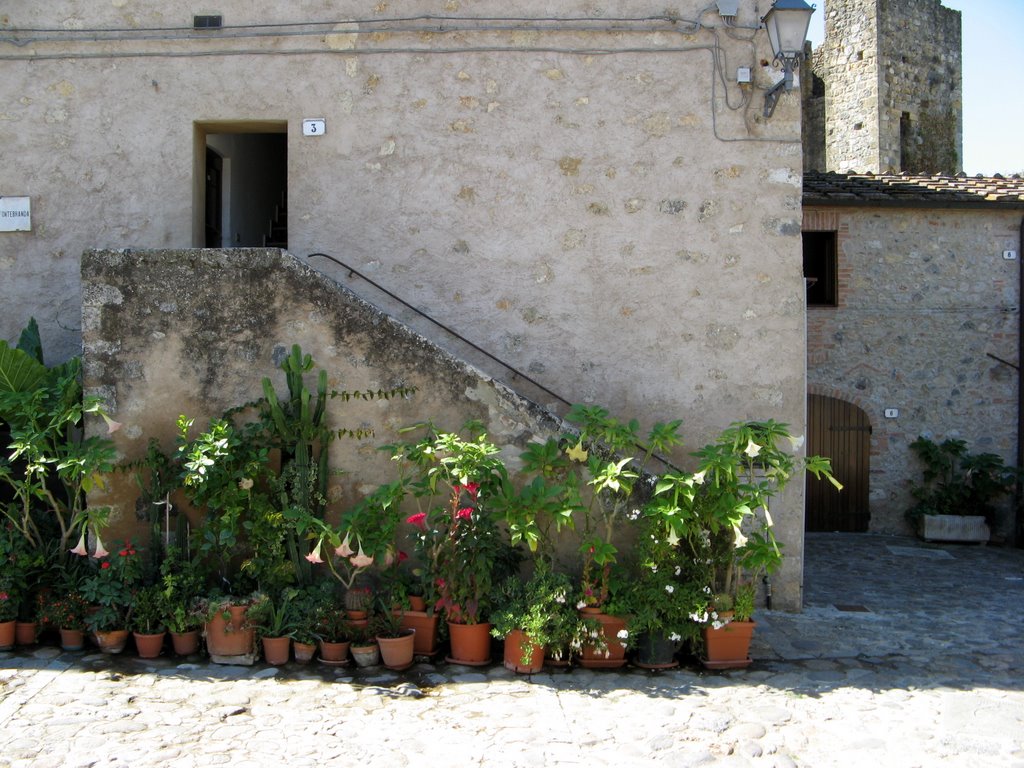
(761, 0, 816, 118)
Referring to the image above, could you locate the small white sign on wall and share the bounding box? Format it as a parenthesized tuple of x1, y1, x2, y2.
(302, 119, 326, 137)
(0, 197, 31, 232)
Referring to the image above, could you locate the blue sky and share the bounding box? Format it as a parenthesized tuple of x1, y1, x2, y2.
(806, 0, 1024, 175)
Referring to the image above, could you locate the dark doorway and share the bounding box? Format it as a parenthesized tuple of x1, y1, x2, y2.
(204, 148, 224, 247)
(806, 394, 871, 532)
(195, 122, 287, 249)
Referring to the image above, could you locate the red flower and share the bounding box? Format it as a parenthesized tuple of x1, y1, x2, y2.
(406, 512, 427, 530)
(398, 550, 409, 562)
(101, 562, 111, 569)
(459, 482, 480, 500)
(119, 549, 128, 557)
(456, 507, 473, 520)
(0, 592, 8, 601)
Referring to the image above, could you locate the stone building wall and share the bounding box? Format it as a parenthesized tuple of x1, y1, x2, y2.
(804, 206, 1021, 538)
(1, 1, 811, 607)
(804, 0, 961, 174)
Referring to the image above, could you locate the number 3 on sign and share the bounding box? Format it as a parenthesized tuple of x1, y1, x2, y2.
(302, 119, 326, 137)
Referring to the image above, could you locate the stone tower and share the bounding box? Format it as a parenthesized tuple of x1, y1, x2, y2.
(803, 0, 962, 174)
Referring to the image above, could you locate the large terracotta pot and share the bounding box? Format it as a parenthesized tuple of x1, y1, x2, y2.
(376, 630, 415, 670)
(59, 627, 85, 651)
(701, 620, 755, 670)
(170, 630, 200, 656)
(15, 621, 38, 647)
(396, 610, 440, 655)
(261, 636, 291, 665)
(579, 610, 628, 669)
(0, 620, 15, 650)
(204, 604, 255, 662)
(503, 629, 544, 674)
(447, 621, 492, 665)
(133, 631, 166, 659)
(93, 629, 130, 654)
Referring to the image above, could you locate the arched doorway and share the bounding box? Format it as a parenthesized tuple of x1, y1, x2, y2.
(806, 394, 871, 532)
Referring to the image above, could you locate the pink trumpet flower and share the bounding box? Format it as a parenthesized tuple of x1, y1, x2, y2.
(305, 540, 325, 564)
(335, 532, 355, 558)
(69, 531, 88, 557)
(100, 412, 122, 435)
(349, 543, 374, 569)
(92, 531, 109, 559)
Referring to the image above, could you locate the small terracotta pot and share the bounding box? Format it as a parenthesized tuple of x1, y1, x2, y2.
(503, 629, 544, 674)
(133, 631, 166, 659)
(59, 627, 85, 651)
(170, 630, 200, 656)
(376, 630, 415, 670)
(261, 636, 291, 666)
(447, 621, 492, 665)
(93, 629, 130, 654)
(319, 640, 350, 663)
(351, 643, 380, 667)
(407, 596, 427, 612)
(15, 621, 38, 647)
(0, 620, 15, 651)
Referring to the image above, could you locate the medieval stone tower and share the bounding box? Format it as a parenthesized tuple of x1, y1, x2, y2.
(803, 0, 962, 174)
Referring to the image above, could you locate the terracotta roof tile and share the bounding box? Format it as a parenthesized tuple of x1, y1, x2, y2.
(803, 171, 1024, 207)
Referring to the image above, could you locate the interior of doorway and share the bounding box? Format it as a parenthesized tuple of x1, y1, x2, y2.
(194, 122, 288, 249)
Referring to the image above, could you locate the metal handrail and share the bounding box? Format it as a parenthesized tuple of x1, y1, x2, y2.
(306, 251, 680, 472)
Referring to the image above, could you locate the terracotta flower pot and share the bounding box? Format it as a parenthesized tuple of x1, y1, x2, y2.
(93, 629, 130, 654)
(170, 630, 200, 656)
(15, 621, 38, 647)
(407, 596, 427, 612)
(261, 636, 291, 666)
(447, 621, 491, 665)
(579, 610, 628, 669)
(396, 610, 440, 655)
(503, 629, 544, 674)
(0, 620, 15, 651)
(204, 605, 255, 662)
(319, 640, 350, 664)
(293, 641, 316, 664)
(376, 630, 415, 670)
(133, 631, 166, 659)
(59, 627, 85, 651)
(701, 620, 755, 670)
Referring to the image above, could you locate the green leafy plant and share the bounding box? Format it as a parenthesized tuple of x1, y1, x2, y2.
(905, 436, 1019, 525)
(79, 541, 145, 631)
(0, 319, 118, 563)
(159, 545, 207, 633)
(38, 589, 89, 631)
(129, 583, 167, 634)
(246, 588, 299, 639)
(682, 420, 840, 626)
(489, 563, 581, 664)
(391, 422, 511, 625)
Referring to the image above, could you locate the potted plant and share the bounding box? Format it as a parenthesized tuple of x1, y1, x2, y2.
(314, 595, 352, 664)
(490, 564, 579, 674)
(392, 423, 510, 665)
(681, 420, 840, 668)
(289, 585, 323, 664)
(38, 589, 89, 651)
(348, 623, 380, 668)
(130, 583, 167, 658)
(159, 546, 206, 655)
(372, 603, 415, 671)
(615, 514, 704, 669)
(905, 436, 1018, 543)
(79, 541, 144, 654)
(247, 588, 298, 665)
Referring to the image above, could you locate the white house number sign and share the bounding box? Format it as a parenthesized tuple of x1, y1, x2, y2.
(0, 197, 31, 232)
(302, 119, 326, 137)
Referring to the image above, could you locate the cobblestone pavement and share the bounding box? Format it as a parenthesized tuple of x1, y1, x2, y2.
(1, 532, 1023, 768)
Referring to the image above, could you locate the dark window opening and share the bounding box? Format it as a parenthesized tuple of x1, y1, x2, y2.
(803, 231, 838, 307)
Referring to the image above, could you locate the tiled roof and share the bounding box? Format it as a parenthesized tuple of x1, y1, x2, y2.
(804, 171, 1024, 208)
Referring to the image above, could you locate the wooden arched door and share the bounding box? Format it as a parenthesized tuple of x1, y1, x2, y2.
(806, 394, 870, 532)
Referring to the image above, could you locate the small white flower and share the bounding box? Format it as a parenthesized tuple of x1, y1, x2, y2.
(576, 600, 587, 610)
(669, 632, 681, 642)
(555, 592, 566, 604)
(674, 566, 682, 576)
(650, 565, 658, 573)
(744, 439, 762, 458)
(616, 629, 629, 640)
(664, 584, 674, 594)
(703, 586, 711, 595)
(712, 620, 726, 630)
(692, 469, 706, 485)
(788, 434, 805, 452)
